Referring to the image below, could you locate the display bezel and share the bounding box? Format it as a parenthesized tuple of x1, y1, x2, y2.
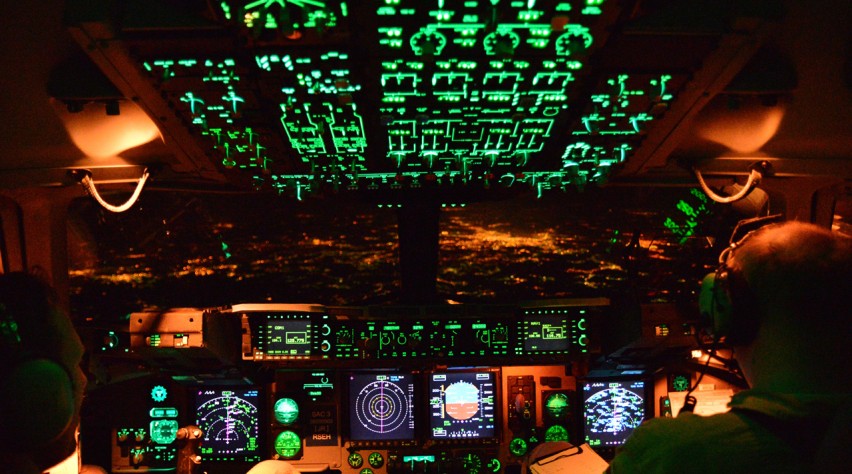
(581, 377, 652, 450)
(194, 385, 264, 463)
(427, 368, 500, 441)
(347, 371, 418, 443)
(521, 314, 571, 353)
(247, 312, 314, 359)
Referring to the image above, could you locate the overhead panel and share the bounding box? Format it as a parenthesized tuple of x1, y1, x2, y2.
(72, 0, 704, 198)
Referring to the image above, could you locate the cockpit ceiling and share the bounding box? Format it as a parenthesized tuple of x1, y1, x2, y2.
(8, 0, 850, 196)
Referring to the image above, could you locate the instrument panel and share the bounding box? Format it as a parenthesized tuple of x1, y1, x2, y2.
(108, 366, 578, 474)
(110, 299, 609, 473)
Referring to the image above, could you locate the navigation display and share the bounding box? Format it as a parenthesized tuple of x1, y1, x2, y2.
(195, 387, 262, 462)
(582, 379, 647, 449)
(429, 371, 497, 439)
(348, 373, 416, 442)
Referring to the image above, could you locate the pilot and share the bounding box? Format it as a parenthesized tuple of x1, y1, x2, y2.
(607, 221, 852, 472)
(0, 272, 94, 473)
(0, 271, 300, 473)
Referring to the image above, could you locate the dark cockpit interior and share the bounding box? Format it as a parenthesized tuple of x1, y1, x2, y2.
(1, 1, 850, 473)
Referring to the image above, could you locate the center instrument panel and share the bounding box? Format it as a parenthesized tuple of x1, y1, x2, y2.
(109, 300, 645, 474)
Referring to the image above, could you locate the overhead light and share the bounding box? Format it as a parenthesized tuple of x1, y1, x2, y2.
(51, 98, 161, 160)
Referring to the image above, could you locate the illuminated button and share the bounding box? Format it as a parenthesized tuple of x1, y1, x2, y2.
(131, 447, 145, 465)
(149, 407, 179, 418)
(368, 452, 384, 468)
(462, 453, 481, 472)
(509, 437, 528, 457)
(103, 331, 119, 349)
(578, 334, 588, 347)
(274, 431, 301, 459)
(671, 375, 690, 392)
(321, 340, 331, 352)
(348, 452, 363, 468)
(150, 385, 168, 402)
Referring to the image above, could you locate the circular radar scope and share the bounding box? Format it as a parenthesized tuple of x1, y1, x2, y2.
(584, 387, 644, 435)
(274, 431, 301, 459)
(354, 380, 410, 434)
(274, 398, 299, 425)
(544, 392, 570, 421)
(196, 391, 259, 449)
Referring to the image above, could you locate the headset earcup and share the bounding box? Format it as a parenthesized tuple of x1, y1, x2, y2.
(722, 269, 761, 346)
(699, 272, 734, 339)
(0, 358, 75, 447)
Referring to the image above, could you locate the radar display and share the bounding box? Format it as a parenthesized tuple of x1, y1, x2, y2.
(349, 373, 415, 441)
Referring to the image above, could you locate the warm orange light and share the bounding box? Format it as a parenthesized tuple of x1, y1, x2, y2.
(52, 99, 162, 161)
(695, 98, 786, 153)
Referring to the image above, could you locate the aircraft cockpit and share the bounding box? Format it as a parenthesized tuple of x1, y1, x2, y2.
(0, 1, 850, 473)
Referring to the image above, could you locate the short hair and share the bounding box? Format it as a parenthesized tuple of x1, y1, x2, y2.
(727, 221, 852, 328)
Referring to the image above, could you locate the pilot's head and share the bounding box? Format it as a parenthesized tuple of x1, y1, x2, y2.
(0, 272, 87, 472)
(700, 221, 851, 348)
(698, 220, 852, 392)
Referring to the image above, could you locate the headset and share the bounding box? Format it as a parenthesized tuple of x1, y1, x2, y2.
(0, 272, 78, 470)
(680, 217, 783, 414)
(698, 215, 783, 346)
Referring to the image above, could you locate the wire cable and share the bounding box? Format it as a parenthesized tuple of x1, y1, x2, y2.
(693, 167, 763, 204)
(79, 168, 149, 213)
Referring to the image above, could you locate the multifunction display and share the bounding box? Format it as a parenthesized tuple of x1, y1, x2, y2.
(429, 371, 497, 440)
(348, 373, 416, 442)
(582, 379, 648, 449)
(195, 387, 262, 462)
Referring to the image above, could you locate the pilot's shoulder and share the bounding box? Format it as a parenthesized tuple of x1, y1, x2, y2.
(609, 412, 747, 473)
(626, 412, 737, 449)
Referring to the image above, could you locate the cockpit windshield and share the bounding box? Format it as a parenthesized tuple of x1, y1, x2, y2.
(68, 186, 724, 321)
